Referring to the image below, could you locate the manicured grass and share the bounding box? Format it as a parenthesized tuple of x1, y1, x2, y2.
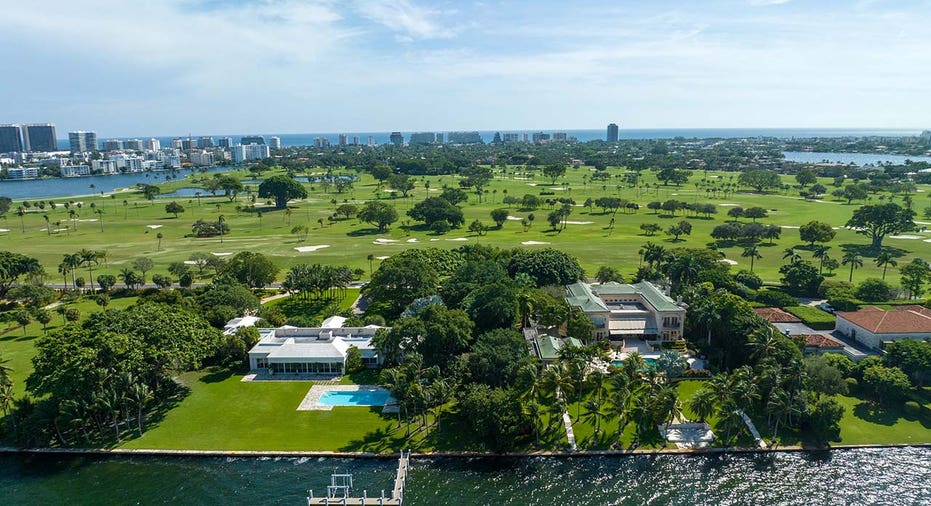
(784, 305, 837, 330)
(121, 369, 414, 452)
(834, 391, 931, 445)
(3, 168, 929, 288)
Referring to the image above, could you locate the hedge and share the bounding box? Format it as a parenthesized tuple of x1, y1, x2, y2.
(784, 305, 836, 330)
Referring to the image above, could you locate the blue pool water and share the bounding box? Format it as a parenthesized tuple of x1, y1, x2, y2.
(318, 390, 391, 407)
(611, 358, 657, 368)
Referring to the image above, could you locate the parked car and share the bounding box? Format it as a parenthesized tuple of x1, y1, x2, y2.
(817, 302, 835, 314)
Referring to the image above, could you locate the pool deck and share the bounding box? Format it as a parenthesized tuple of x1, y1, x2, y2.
(298, 384, 398, 413)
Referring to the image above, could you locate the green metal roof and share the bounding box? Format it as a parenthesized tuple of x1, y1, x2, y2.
(534, 334, 580, 360)
(567, 281, 682, 313)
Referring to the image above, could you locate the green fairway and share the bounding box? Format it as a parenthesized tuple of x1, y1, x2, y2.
(2, 167, 929, 286)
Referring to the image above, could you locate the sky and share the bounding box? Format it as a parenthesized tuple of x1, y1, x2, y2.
(2, 0, 930, 137)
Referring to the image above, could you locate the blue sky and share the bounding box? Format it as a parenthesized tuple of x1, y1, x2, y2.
(2, 0, 930, 137)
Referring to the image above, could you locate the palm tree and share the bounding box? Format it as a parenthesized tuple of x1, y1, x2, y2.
(78, 248, 102, 292)
(741, 244, 762, 272)
(0, 353, 13, 417)
(217, 215, 226, 244)
(16, 207, 26, 232)
(156, 232, 164, 251)
(688, 387, 716, 423)
(366, 254, 375, 276)
(842, 252, 863, 282)
(782, 248, 801, 265)
(95, 208, 104, 232)
(43, 214, 50, 236)
(812, 245, 831, 275)
(582, 399, 604, 442)
(642, 242, 667, 268)
(874, 250, 897, 280)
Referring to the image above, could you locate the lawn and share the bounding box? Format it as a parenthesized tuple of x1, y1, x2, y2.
(120, 369, 415, 452)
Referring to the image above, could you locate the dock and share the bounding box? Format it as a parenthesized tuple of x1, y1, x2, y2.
(307, 450, 410, 505)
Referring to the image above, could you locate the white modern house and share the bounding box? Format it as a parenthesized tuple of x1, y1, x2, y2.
(835, 305, 931, 350)
(246, 318, 385, 375)
(566, 281, 687, 345)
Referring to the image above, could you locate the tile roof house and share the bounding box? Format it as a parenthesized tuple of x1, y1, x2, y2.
(566, 281, 686, 344)
(753, 307, 802, 324)
(835, 305, 931, 350)
(803, 334, 846, 355)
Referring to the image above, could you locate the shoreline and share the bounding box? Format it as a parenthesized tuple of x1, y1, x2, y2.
(2, 443, 928, 460)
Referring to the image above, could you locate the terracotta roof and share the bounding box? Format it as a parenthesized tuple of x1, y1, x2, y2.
(753, 307, 802, 323)
(804, 334, 845, 349)
(836, 305, 931, 334)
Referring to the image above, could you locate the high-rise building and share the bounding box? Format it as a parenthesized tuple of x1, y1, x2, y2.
(22, 123, 57, 152)
(367, 136, 376, 146)
(181, 139, 197, 151)
(409, 132, 438, 145)
(170, 138, 184, 149)
(217, 137, 233, 148)
(231, 143, 270, 163)
(313, 137, 331, 148)
(553, 132, 568, 142)
(503, 133, 520, 143)
(269, 136, 281, 149)
(389, 132, 404, 147)
(532, 132, 550, 143)
(145, 138, 161, 151)
(68, 131, 97, 153)
(607, 123, 619, 142)
(352, 136, 360, 146)
(123, 139, 144, 151)
(240, 135, 265, 145)
(198, 136, 215, 149)
(102, 139, 124, 151)
(0, 124, 23, 153)
(338, 134, 348, 146)
(447, 131, 483, 144)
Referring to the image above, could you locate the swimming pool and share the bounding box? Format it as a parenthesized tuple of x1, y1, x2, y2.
(317, 390, 391, 407)
(611, 358, 657, 369)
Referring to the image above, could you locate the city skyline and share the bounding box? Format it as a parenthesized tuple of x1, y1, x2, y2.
(3, 1, 930, 137)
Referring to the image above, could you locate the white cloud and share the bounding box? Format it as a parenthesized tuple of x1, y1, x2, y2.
(352, 0, 454, 40)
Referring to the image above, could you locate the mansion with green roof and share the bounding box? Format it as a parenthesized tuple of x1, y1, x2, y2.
(566, 281, 687, 344)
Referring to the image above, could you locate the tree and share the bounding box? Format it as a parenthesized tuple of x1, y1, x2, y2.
(507, 248, 584, 287)
(191, 219, 228, 237)
(861, 365, 911, 405)
(741, 245, 762, 272)
(805, 397, 844, 445)
(466, 328, 536, 387)
(795, 169, 817, 186)
(743, 207, 768, 222)
(799, 221, 836, 246)
(739, 169, 781, 192)
(96, 274, 116, 292)
(900, 258, 930, 299)
(164, 201, 185, 218)
(334, 203, 358, 220)
(640, 223, 662, 236)
(345, 346, 364, 374)
(291, 225, 309, 242)
(367, 254, 440, 317)
(132, 257, 154, 283)
(258, 175, 307, 209)
(883, 340, 931, 388)
(840, 184, 869, 204)
(221, 251, 279, 288)
(854, 278, 892, 302)
(408, 196, 464, 227)
(468, 219, 486, 236)
(465, 282, 519, 335)
(595, 266, 624, 284)
(439, 187, 468, 205)
(727, 206, 744, 221)
(657, 168, 691, 186)
(119, 268, 142, 289)
(779, 261, 823, 297)
(156, 232, 164, 251)
(140, 184, 160, 200)
(665, 220, 692, 241)
(490, 208, 509, 228)
(841, 252, 863, 283)
(458, 383, 529, 452)
(0, 251, 41, 297)
(804, 356, 849, 398)
(359, 201, 399, 232)
(152, 274, 173, 289)
(873, 250, 897, 280)
(388, 173, 415, 197)
(430, 219, 451, 235)
(845, 203, 915, 250)
(542, 164, 567, 184)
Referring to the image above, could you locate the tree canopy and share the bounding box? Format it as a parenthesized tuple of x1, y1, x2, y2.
(258, 175, 308, 209)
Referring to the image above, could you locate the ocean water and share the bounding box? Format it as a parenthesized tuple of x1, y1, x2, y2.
(1, 447, 928, 505)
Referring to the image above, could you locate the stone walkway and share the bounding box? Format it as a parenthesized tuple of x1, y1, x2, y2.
(737, 410, 768, 448)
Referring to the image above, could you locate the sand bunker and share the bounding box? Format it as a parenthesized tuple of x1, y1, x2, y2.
(507, 216, 523, 221)
(146, 225, 163, 229)
(376, 256, 390, 260)
(373, 238, 399, 244)
(719, 259, 739, 265)
(563, 221, 594, 225)
(890, 235, 923, 240)
(78, 219, 98, 222)
(718, 203, 739, 207)
(294, 245, 330, 252)
(212, 252, 232, 256)
(0, 228, 9, 232)
(183, 260, 198, 265)
(780, 225, 800, 229)
(406, 238, 418, 243)
(521, 241, 551, 245)
(447, 238, 469, 241)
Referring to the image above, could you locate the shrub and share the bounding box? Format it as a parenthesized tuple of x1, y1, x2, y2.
(345, 345, 365, 373)
(845, 377, 859, 393)
(784, 305, 836, 330)
(855, 278, 893, 302)
(735, 270, 763, 290)
(683, 368, 711, 378)
(755, 289, 799, 308)
(827, 296, 861, 312)
(904, 400, 921, 417)
(819, 280, 854, 299)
